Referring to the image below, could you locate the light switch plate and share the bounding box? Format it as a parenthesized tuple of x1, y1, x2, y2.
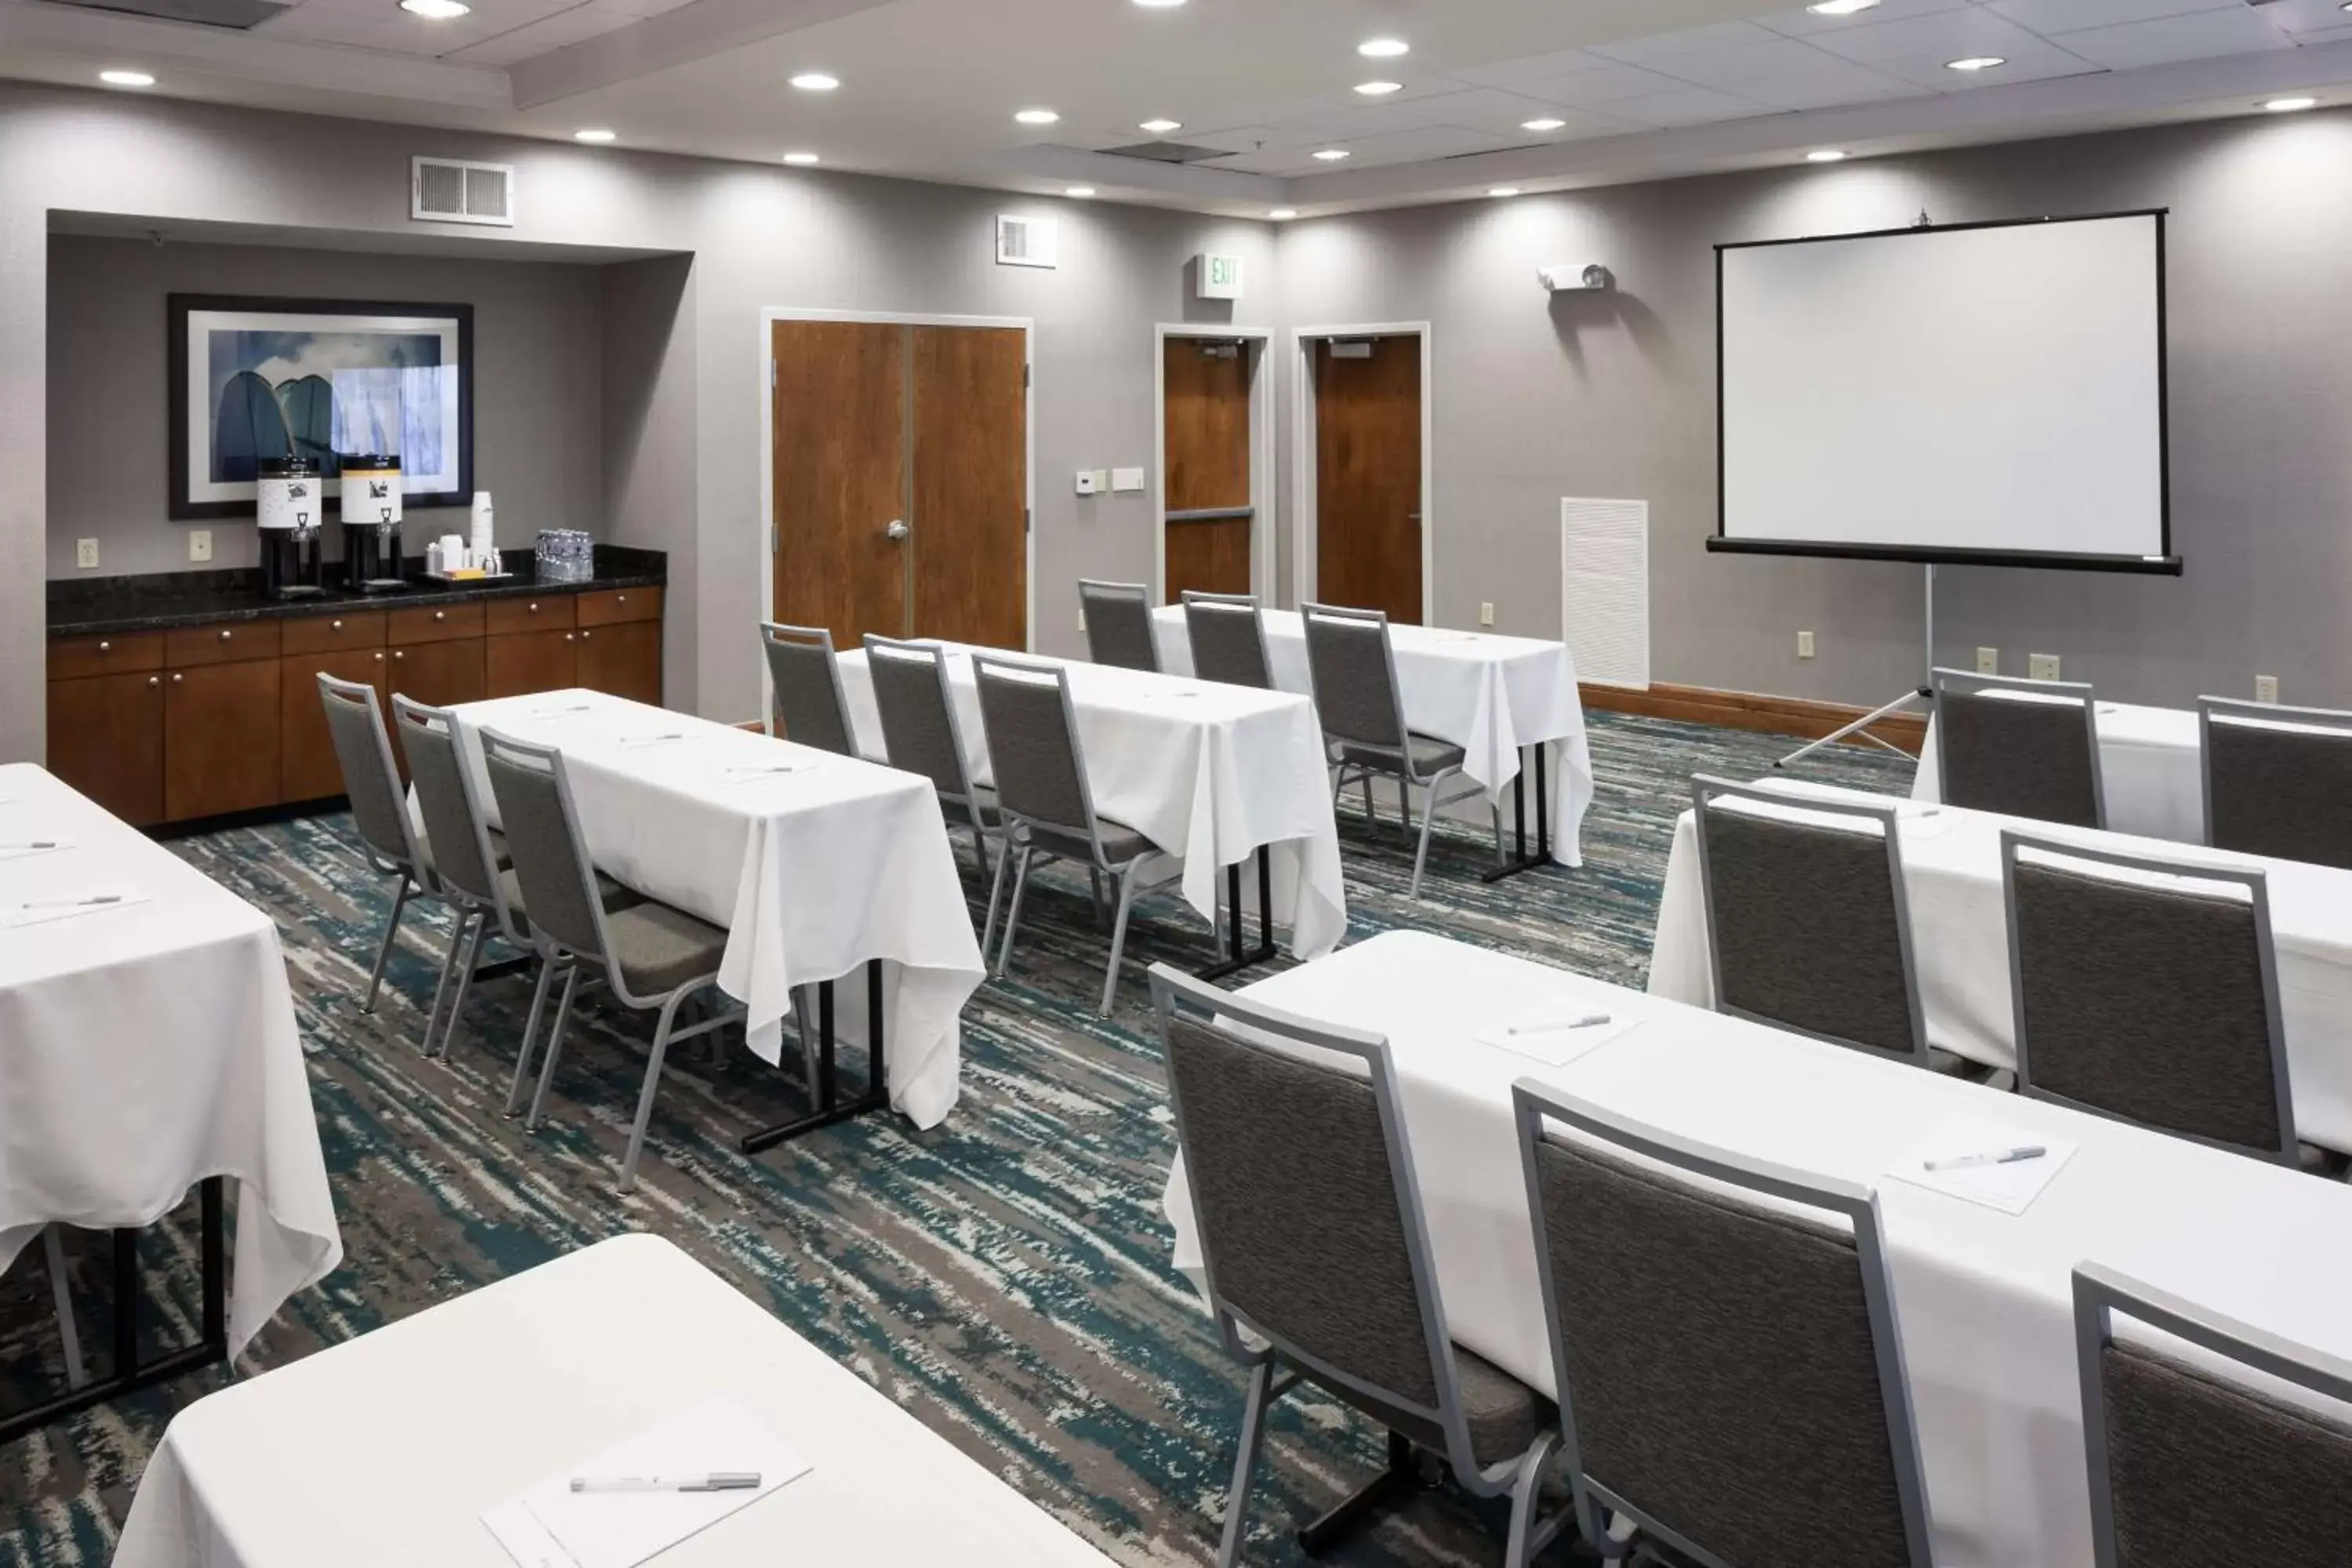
(75, 538, 99, 570)
(1074, 470, 1098, 496)
(189, 529, 212, 563)
(1797, 630, 1816, 659)
(1479, 602, 1495, 627)
(2256, 674, 2280, 705)
(2029, 652, 2061, 681)
(1976, 646, 1999, 676)
(1111, 466, 1145, 493)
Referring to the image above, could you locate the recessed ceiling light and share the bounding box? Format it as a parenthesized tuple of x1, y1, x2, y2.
(574, 128, 615, 142)
(1806, 0, 1880, 14)
(1065, 186, 1097, 198)
(398, 0, 470, 16)
(1807, 148, 1847, 162)
(98, 68, 154, 86)
(1489, 186, 1522, 198)
(1015, 108, 1060, 125)
(2263, 96, 2318, 113)
(1133, 0, 1185, 8)
(1312, 149, 1352, 162)
(1522, 118, 1567, 132)
(1358, 37, 1408, 59)
(1270, 208, 1298, 220)
(1945, 56, 2005, 71)
(782, 151, 819, 165)
(1356, 81, 1403, 96)
(1140, 118, 1182, 134)
(789, 72, 839, 91)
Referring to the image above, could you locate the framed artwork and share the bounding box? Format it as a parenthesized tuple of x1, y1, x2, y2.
(168, 294, 474, 520)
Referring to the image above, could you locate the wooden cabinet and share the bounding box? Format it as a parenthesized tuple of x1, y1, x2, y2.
(281, 647, 388, 803)
(385, 637, 486, 710)
(575, 621, 662, 706)
(47, 670, 165, 826)
(485, 630, 577, 699)
(165, 659, 281, 821)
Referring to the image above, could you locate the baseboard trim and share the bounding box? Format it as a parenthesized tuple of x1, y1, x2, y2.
(1580, 681, 1926, 757)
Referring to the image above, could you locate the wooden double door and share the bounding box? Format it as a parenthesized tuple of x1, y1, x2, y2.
(1312, 334, 1424, 626)
(771, 318, 1028, 650)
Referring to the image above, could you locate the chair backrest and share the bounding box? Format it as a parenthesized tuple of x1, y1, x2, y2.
(1513, 1081, 1932, 1568)
(971, 654, 1102, 849)
(316, 673, 425, 880)
(1932, 667, 2105, 829)
(2075, 1262, 2352, 1568)
(2201, 696, 2352, 870)
(477, 728, 612, 967)
(1301, 602, 1409, 753)
(864, 634, 980, 811)
(1691, 776, 1927, 1065)
(2002, 829, 2294, 1163)
(760, 622, 857, 757)
(1078, 579, 1160, 673)
(1152, 964, 1484, 1483)
(390, 695, 506, 919)
(1181, 590, 1273, 691)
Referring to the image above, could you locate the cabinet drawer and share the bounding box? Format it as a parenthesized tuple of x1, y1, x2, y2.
(485, 595, 577, 637)
(49, 630, 165, 680)
(281, 610, 387, 655)
(575, 586, 661, 627)
(166, 620, 283, 668)
(387, 602, 485, 644)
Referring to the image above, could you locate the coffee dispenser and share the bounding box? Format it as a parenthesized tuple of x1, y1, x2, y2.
(256, 457, 326, 600)
(340, 454, 406, 592)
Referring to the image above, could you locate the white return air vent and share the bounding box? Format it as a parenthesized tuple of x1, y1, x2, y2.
(1561, 497, 1650, 689)
(996, 214, 1058, 269)
(412, 158, 515, 227)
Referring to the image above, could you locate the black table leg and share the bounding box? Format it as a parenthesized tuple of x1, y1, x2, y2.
(1196, 844, 1279, 983)
(740, 960, 893, 1153)
(1482, 742, 1557, 884)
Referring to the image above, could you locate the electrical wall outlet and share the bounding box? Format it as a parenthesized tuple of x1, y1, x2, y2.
(189, 529, 212, 563)
(1976, 646, 1999, 676)
(2256, 674, 2280, 706)
(1074, 470, 1098, 496)
(1479, 602, 1495, 627)
(1797, 630, 1816, 659)
(2028, 652, 2061, 681)
(1077, 608, 1087, 633)
(75, 538, 99, 570)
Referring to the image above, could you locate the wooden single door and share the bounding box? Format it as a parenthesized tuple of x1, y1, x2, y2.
(911, 325, 1028, 648)
(771, 319, 909, 650)
(1313, 336, 1423, 626)
(1163, 339, 1253, 601)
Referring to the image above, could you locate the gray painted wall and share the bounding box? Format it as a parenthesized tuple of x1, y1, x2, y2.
(46, 234, 605, 576)
(1272, 107, 2352, 710)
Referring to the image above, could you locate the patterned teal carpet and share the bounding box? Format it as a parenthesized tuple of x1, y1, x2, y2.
(0, 712, 1911, 1566)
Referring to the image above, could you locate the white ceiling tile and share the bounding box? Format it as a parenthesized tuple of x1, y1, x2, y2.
(1446, 48, 1621, 90)
(1602, 85, 1775, 127)
(252, 6, 441, 50)
(1758, 0, 1974, 39)
(2292, 23, 2352, 45)
(1505, 60, 1701, 107)
(2047, 8, 2292, 67)
(1736, 64, 1929, 108)
(1803, 7, 2066, 64)
(1411, 89, 1640, 139)
(443, 34, 544, 62)
(1586, 19, 1786, 64)
(1632, 36, 1852, 89)
(1269, 93, 1501, 143)
(1983, 0, 2238, 34)
(1865, 39, 2108, 88)
(2252, 0, 2352, 36)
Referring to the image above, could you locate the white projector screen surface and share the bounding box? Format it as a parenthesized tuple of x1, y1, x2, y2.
(1718, 213, 2169, 570)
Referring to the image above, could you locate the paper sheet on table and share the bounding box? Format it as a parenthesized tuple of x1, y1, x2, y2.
(1886, 1115, 2078, 1215)
(1475, 996, 1639, 1067)
(0, 838, 72, 862)
(482, 1396, 811, 1568)
(0, 891, 147, 929)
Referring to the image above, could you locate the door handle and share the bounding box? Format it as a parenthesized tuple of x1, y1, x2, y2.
(886, 520, 909, 542)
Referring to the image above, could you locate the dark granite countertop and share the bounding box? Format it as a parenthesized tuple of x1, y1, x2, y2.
(48, 546, 667, 637)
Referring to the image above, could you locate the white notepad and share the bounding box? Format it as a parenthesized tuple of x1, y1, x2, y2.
(1886, 1115, 2078, 1215)
(1475, 996, 1638, 1067)
(0, 891, 146, 929)
(482, 1397, 811, 1568)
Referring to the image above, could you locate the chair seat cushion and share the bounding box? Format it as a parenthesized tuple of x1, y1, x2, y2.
(1022, 816, 1155, 866)
(603, 898, 731, 996)
(1316, 1342, 1552, 1470)
(944, 784, 1003, 826)
(1337, 734, 1466, 780)
(497, 867, 644, 934)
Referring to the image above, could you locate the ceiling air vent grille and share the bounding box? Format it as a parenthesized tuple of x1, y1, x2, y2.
(1094, 141, 1238, 165)
(412, 158, 515, 227)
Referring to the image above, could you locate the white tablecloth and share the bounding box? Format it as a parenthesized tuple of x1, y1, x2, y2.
(0, 764, 340, 1358)
(1915, 699, 2202, 844)
(1649, 779, 2352, 1152)
(837, 644, 1347, 960)
(113, 1233, 1117, 1568)
(1162, 930, 2352, 1567)
(445, 691, 983, 1129)
(1150, 606, 1594, 867)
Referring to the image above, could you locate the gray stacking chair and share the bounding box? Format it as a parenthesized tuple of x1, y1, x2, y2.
(973, 653, 1181, 1014)
(2002, 829, 2307, 1167)
(479, 728, 748, 1193)
(2075, 1262, 2352, 1568)
(1302, 601, 1500, 899)
(1691, 775, 1961, 1073)
(760, 622, 858, 757)
(1181, 590, 1274, 691)
(1153, 967, 1564, 1567)
(2200, 696, 2352, 870)
(317, 672, 455, 1018)
(1079, 579, 1161, 673)
(1512, 1080, 1933, 1568)
(1932, 666, 2105, 829)
(863, 633, 1000, 884)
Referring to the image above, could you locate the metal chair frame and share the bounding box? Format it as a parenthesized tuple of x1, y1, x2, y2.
(863, 633, 1002, 887)
(1079, 579, 1162, 673)
(316, 673, 454, 1021)
(1181, 590, 1275, 691)
(2198, 695, 2352, 858)
(1930, 666, 2108, 829)
(760, 621, 858, 755)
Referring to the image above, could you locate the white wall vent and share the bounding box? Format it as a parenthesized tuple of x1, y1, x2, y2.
(412, 158, 515, 227)
(1561, 497, 1650, 689)
(996, 214, 1058, 269)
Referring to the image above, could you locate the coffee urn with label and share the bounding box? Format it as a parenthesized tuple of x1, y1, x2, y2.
(341, 454, 406, 592)
(256, 456, 326, 600)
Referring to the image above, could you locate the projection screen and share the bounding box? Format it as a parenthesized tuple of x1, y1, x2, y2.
(1712, 211, 2176, 573)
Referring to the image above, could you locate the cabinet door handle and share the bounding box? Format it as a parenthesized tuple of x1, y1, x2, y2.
(528, 602, 540, 614)
(98, 641, 111, 653)
(220, 630, 234, 641)
(616, 593, 628, 604)
(564, 633, 575, 643)
(393, 651, 405, 662)
(332, 619, 344, 630)
(580, 631, 592, 641)
(147, 676, 160, 688)
(170, 673, 183, 684)
(374, 652, 385, 662)
(434, 611, 447, 622)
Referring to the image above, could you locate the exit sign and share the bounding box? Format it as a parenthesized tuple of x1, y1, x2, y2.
(1197, 253, 1244, 300)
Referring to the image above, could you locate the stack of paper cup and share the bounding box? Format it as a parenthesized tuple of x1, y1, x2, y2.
(470, 492, 495, 563)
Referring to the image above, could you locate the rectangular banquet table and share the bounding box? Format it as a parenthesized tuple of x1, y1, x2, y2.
(0, 764, 341, 1432)
(112, 1233, 1120, 1568)
(1149, 605, 1594, 870)
(1913, 697, 2201, 844)
(1160, 930, 2352, 1567)
(441, 690, 985, 1131)
(835, 642, 1347, 964)
(1649, 777, 2352, 1152)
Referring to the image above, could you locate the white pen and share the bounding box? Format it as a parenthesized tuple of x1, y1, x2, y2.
(20, 895, 122, 910)
(620, 732, 684, 745)
(1924, 1144, 2046, 1173)
(568, 1472, 761, 1494)
(1507, 1013, 1611, 1036)
(0, 841, 60, 851)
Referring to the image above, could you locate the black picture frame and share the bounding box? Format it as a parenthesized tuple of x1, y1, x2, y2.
(168, 293, 474, 521)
